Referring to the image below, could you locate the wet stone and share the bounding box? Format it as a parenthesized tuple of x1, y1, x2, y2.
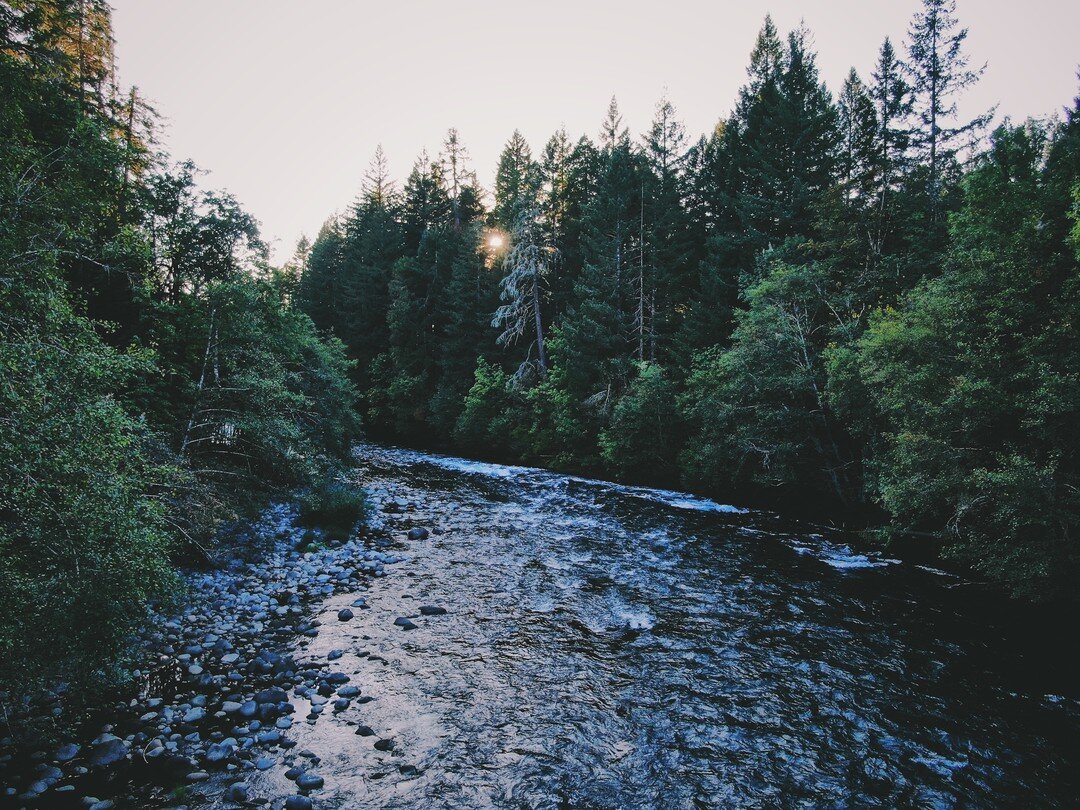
(296, 772, 324, 790)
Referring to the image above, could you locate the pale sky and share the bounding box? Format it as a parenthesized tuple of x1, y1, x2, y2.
(110, 1, 1080, 263)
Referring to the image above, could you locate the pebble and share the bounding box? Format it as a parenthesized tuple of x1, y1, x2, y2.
(227, 782, 248, 803)
(296, 772, 324, 790)
(419, 605, 447, 616)
(87, 737, 127, 768)
(0, 502, 411, 805)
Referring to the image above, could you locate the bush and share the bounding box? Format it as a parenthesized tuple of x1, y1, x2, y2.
(297, 473, 368, 540)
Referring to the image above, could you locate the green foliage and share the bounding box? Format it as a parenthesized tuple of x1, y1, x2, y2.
(852, 121, 1079, 598)
(298, 472, 368, 541)
(681, 257, 859, 504)
(454, 358, 520, 456)
(0, 4, 364, 701)
(599, 363, 684, 484)
(0, 259, 178, 691)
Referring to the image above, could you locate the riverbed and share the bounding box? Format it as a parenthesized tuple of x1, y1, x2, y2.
(253, 444, 1079, 807)
(2, 443, 1078, 808)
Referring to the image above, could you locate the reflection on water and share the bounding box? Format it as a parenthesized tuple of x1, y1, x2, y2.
(248, 444, 1080, 808)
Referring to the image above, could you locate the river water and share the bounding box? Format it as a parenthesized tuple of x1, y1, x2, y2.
(245, 444, 1079, 808)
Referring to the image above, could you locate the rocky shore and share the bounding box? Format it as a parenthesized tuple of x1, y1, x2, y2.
(0, 498, 439, 809)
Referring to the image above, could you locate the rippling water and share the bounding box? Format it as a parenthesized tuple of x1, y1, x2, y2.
(248, 444, 1080, 808)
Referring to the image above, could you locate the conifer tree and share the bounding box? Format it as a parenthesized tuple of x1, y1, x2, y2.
(492, 130, 537, 230)
(641, 95, 692, 361)
(905, 0, 993, 205)
(492, 201, 556, 377)
(837, 69, 879, 202)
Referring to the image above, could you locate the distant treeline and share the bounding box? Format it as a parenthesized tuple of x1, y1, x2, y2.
(298, 1, 1080, 601)
(1, 1, 359, 698)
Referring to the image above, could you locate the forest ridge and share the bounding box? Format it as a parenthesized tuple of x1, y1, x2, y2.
(297, 5, 1080, 601)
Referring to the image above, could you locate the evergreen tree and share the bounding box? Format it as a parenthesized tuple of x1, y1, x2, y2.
(492, 129, 537, 230)
(905, 0, 993, 206)
(401, 150, 451, 249)
(837, 69, 879, 202)
(723, 18, 839, 277)
(492, 201, 556, 377)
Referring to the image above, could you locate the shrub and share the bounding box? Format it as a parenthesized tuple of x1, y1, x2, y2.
(297, 473, 368, 540)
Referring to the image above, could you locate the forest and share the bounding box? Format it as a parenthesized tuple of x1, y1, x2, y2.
(1, 1, 361, 696)
(0, 0, 1078, 711)
(298, 4, 1080, 602)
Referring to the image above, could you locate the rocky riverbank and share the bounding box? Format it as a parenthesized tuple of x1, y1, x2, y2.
(0, 496, 438, 809)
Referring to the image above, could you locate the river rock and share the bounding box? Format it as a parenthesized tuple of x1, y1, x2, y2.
(205, 741, 234, 764)
(407, 528, 429, 541)
(355, 725, 374, 736)
(255, 686, 287, 704)
(337, 608, 354, 621)
(87, 736, 127, 767)
(374, 738, 394, 751)
(226, 782, 248, 803)
(285, 796, 313, 810)
(296, 772, 324, 790)
(56, 742, 79, 762)
(419, 605, 447, 616)
(327, 649, 344, 661)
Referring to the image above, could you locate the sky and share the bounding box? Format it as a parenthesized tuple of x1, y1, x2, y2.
(110, 1, 1080, 263)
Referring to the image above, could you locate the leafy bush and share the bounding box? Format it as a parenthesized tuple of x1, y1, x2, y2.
(297, 473, 368, 540)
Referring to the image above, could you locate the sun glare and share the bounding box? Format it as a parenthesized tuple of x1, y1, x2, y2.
(488, 233, 505, 251)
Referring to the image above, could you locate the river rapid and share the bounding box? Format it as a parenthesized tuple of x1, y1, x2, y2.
(242, 444, 1079, 808)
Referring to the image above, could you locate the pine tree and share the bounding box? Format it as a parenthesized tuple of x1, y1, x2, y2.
(492, 201, 556, 377)
(599, 95, 629, 151)
(905, 0, 993, 205)
(869, 38, 914, 207)
(641, 95, 692, 361)
(401, 150, 451, 249)
(724, 18, 839, 275)
(492, 130, 537, 230)
(441, 128, 482, 229)
(337, 147, 405, 396)
(837, 69, 879, 202)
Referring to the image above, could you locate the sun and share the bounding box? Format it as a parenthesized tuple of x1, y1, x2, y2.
(488, 233, 505, 251)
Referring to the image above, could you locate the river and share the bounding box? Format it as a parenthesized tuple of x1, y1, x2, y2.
(235, 444, 1080, 808)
